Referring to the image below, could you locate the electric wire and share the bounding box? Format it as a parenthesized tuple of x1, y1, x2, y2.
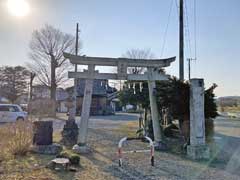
(160, 0, 174, 58)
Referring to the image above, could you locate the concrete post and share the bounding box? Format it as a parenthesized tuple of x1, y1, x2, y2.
(187, 79, 210, 160)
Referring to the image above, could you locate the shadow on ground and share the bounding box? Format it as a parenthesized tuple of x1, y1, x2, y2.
(208, 132, 240, 176)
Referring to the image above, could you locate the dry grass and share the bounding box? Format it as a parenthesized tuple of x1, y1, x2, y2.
(0, 120, 33, 159)
(117, 121, 138, 137)
(218, 106, 240, 113)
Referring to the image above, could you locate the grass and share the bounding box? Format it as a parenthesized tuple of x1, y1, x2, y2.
(218, 106, 240, 113)
(0, 122, 112, 180)
(117, 121, 139, 137)
(0, 121, 77, 180)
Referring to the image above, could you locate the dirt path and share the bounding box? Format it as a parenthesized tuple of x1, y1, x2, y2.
(51, 113, 240, 180)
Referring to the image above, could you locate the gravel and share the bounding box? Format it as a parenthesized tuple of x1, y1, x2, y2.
(50, 113, 240, 180)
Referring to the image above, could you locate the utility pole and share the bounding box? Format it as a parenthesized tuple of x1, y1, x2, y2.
(75, 23, 79, 57)
(74, 23, 80, 117)
(179, 0, 184, 81)
(188, 58, 191, 80)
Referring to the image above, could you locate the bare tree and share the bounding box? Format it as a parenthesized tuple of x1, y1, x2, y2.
(29, 72, 36, 100)
(122, 48, 155, 74)
(27, 24, 81, 103)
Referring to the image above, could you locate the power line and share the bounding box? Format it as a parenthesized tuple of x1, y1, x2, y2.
(194, 0, 197, 60)
(174, 0, 179, 14)
(160, 0, 174, 57)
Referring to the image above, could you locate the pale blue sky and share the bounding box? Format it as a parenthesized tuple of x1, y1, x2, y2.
(0, 0, 239, 97)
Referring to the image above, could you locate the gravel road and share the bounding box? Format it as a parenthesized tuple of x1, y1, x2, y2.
(50, 113, 240, 180)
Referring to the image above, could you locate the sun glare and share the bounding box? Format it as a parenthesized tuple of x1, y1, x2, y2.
(7, 0, 30, 17)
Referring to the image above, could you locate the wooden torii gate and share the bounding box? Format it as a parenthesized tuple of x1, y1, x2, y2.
(63, 52, 175, 151)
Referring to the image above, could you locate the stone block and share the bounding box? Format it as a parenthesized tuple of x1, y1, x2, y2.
(31, 143, 62, 155)
(72, 144, 91, 154)
(33, 121, 53, 145)
(187, 145, 210, 160)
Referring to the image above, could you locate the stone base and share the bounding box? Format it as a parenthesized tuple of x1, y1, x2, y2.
(31, 143, 63, 155)
(154, 141, 168, 151)
(187, 144, 210, 160)
(72, 144, 91, 154)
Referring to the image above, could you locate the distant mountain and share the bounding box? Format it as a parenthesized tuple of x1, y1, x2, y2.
(217, 96, 240, 106)
(218, 96, 240, 100)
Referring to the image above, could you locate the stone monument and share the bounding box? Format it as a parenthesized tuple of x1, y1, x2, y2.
(187, 79, 210, 160)
(32, 121, 62, 154)
(61, 89, 79, 146)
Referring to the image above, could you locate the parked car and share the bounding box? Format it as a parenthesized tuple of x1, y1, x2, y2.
(0, 104, 27, 122)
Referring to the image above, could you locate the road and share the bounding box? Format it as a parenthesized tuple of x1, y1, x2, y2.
(54, 113, 240, 178)
(212, 116, 240, 174)
(53, 112, 139, 131)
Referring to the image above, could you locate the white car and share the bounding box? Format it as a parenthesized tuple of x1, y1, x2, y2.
(0, 104, 27, 122)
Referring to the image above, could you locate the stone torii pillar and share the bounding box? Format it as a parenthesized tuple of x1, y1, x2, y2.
(73, 65, 95, 153)
(147, 68, 163, 148)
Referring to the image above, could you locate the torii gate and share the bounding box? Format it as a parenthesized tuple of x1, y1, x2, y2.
(64, 52, 175, 151)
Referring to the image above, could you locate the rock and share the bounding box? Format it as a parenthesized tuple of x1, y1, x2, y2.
(72, 144, 91, 154)
(56, 151, 80, 165)
(31, 143, 63, 155)
(47, 158, 70, 171)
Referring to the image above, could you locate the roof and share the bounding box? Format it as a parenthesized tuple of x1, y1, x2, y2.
(63, 52, 175, 68)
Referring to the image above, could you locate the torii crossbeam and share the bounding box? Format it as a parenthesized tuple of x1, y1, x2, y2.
(64, 52, 175, 152)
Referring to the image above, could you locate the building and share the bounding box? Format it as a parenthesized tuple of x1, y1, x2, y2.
(66, 79, 117, 115)
(31, 80, 118, 115)
(56, 88, 69, 113)
(32, 85, 69, 113)
(32, 85, 50, 99)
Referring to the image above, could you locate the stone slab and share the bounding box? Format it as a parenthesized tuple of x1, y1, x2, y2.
(187, 144, 210, 160)
(31, 143, 62, 155)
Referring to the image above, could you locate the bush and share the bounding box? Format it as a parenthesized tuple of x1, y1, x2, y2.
(0, 120, 33, 157)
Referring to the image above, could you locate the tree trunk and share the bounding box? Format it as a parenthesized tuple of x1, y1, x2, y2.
(50, 57, 56, 116)
(29, 73, 35, 100)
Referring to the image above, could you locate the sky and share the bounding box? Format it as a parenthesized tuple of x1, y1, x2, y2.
(0, 0, 240, 97)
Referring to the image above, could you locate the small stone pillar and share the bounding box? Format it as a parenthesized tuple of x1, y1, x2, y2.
(62, 90, 79, 146)
(187, 79, 210, 160)
(32, 121, 62, 155)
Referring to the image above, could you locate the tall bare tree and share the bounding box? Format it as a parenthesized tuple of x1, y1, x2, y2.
(29, 72, 36, 100)
(27, 24, 80, 103)
(122, 48, 155, 74)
